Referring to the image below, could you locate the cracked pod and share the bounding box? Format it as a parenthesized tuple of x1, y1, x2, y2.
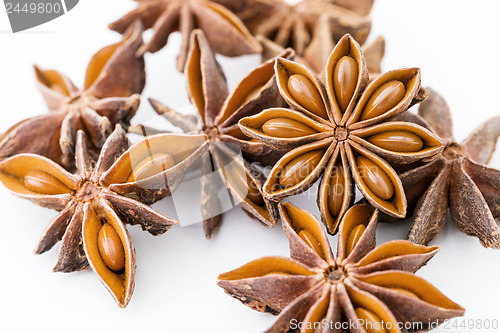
(382, 88, 500, 249)
(239, 34, 443, 234)
(131, 30, 282, 238)
(0, 21, 145, 170)
(109, 0, 261, 72)
(218, 202, 465, 333)
(0, 126, 182, 307)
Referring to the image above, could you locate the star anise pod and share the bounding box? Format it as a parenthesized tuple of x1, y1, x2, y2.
(108, 0, 261, 72)
(257, 15, 385, 75)
(325, 0, 375, 16)
(133, 30, 286, 238)
(239, 34, 443, 234)
(218, 202, 465, 332)
(0, 125, 181, 307)
(238, 0, 371, 61)
(0, 21, 145, 171)
(391, 88, 500, 248)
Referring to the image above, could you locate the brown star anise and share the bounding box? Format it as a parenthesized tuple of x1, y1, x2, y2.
(134, 30, 287, 238)
(109, 0, 261, 72)
(325, 0, 375, 16)
(0, 125, 181, 307)
(393, 88, 500, 248)
(218, 202, 465, 332)
(238, 0, 372, 61)
(239, 34, 443, 234)
(0, 21, 145, 171)
(257, 15, 385, 75)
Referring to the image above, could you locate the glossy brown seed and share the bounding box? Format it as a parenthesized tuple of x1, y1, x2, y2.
(391, 288, 419, 299)
(279, 150, 323, 188)
(355, 308, 386, 333)
(367, 131, 424, 152)
(327, 165, 345, 216)
(298, 229, 322, 255)
(357, 155, 394, 200)
(98, 223, 125, 272)
(127, 153, 175, 182)
(24, 171, 73, 195)
(334, 56, 358, 112)
(262, 117, 317, 138)
(287, 74, 327, 118)
(360, 80, 406, 121)
(346, 224, 365, 255)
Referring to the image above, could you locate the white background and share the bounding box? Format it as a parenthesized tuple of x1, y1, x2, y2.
(1, 1, 500, 332)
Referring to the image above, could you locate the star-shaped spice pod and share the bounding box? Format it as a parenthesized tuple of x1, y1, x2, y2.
(393, 89, 500, 248)
(218, 202, 465, 332)
(136, 30, 287, 238)
(238, 0, 371, 61)
(239, 34, 443, 234)
(109, 0, 261, 72)
(257, 15, 385, 75)
(0, 126, 182, 307)
(0, 22, 145, 171)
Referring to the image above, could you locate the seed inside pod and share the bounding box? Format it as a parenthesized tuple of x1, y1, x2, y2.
(262, 117, 317, 138)
(298, 229, 322, 255)
(98, 223, 125, 272)
(228, 168, 264, 206)
(333, 56, 358, 112)
(287, 74, 327, 118)
(360, 80, 406, 121)
(327, 165, 345, 216)
(356, 156, 394, 200)
(346, 224, 366, 255)
(367, 131, 424, 152)
(279, 150, 324, 188)
(128, 153, 175, 182)
(355, 308, 386, 333)
(24, 171, 73, 195)
(391, 288, 419, 299)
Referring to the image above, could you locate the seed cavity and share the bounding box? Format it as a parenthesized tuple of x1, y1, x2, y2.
(262, 117, 317, 138)
(367, 131, 424, 152)
(327, 165, 345, 216)
(333, 56, 358, 112)
(355, 308, 387, 333)
(346, 224, 366, 256)
(360, 80, 406, 121)
(298, 229, 322, 255)
(356, 156, 394, 200)
(24, 171, 73, 195)
(128, 153, 175, 182)
(391, 288, 419, 299)
(241, 84, 264, 105)
(287, 74, 327, 118)
(98, 223, 125, 272)
(279, 150, 324, 188)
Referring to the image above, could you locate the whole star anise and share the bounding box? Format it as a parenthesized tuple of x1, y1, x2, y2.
(238, 0, 371, 61)
(239, 34, 443, 234)
(0, 126, 180, 307)
(218, 202, 465, 332)
(134, 30, 287, 238)
(393, 88, 500, 248)
(0, 21, 145, 170)
(109, 0, 261, 72)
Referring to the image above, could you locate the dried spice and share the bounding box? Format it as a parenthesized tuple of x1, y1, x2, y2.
(0, 22, 145, 171)
(0, 126, 184, 307)
(325, 0, 375, 16)
(133, 30, 284, 238)
(218, 202, 465, 332)
(238, 0, 372, 62)
(391, 89, 500, 248)
(239, 34, 443, 234)
(257, 15, 385, 75)
(109, 0, 261, 72)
